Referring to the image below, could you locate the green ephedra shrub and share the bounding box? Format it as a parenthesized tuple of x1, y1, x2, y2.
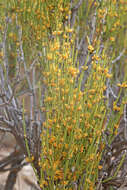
(0, 0, 127, 189)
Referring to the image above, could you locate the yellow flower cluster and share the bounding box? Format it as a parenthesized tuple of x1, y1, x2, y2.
(117, 82, 127, 88)
(3, 0, 127, 189)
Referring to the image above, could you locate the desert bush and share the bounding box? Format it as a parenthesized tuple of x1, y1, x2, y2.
(0, 0, 127, 190)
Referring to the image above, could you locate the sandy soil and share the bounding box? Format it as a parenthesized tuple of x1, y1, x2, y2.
(0, 133, 39, 190)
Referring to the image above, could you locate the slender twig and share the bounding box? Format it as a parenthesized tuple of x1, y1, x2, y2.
(124, 104, 127, 140)
(72, 0, 83, 10)
(0, 81, 19, 107)
(0, 126, 11, 133)
(111, 49, 125, 64)
(18, 26, 32, 90)
(70, 0, 83, 28)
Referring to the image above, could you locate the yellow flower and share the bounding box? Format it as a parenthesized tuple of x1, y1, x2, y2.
(113, 0, 116, 3)
(87, 102, 92, 109)
(25, 156, 34, 163)
(49, 136, 56, 143)
(59, 78, 65, 86)
(63, 34, 68, 39)
(103, 67, 109, 74)
(89, 153, 95, 161)
(77, 105, 82, 111)
(0, 51, 4, 58)
(88, 45, 94, 53)
(80, 145, 84, 153)
(49, 149, 53, 155)
(45, 97, 53, 102)
(114, 124, 119, 129)
(83, 66, 88, 71)
(9, 32, 14, 38)
(40, 180, 48, 188)
(117, 82, 127, 88)
(68, 67, 79, 77)
(47, 53, 53, 61)
(65, 27, 73, 33)
(53, 161, 60, 170)
(113, 103, 120, 111)
(97, 65, 102, 72)
(106, 73, 112, 78)
(110, 37, 115, 42)
(25, 157, 30, 162)
(57, 30, 62, 35)
(83, 133, 88, 138)
(98, 165, 103, 170)
(54, 169, 64, 180)
(86, 178, 91, 184)
(92, 55, 100, 61)
(54, 41, 60, 50)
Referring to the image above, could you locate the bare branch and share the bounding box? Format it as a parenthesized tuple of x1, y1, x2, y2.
(112, 49, 125, 64)
(70, 0, 83, 28)
(18, 26, 32, 90)
(72, 0, 83, 11)
(0, 126, 11, 133)
(0, 81, 19, 107)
